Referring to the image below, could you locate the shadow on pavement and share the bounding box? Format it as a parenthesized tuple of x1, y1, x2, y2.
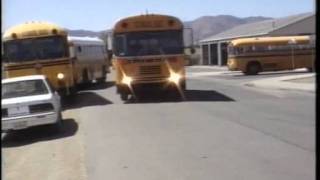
(184, 89, 235, 102)
(232, 70, 309, 77)
(2, 118, 78, 148)
(77, 81, 115, 91)
(62, 91, 113, 110)
(125, 89, 235, 104)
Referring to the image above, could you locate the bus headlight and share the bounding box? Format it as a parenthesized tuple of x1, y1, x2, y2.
(168, 72, 181, 84)
(57, 73, 65, 80)
(122, 76, 132, 85)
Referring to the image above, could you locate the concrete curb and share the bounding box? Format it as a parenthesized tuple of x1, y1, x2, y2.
(188, 65, 228, 71)
(244, 74, 315, 92)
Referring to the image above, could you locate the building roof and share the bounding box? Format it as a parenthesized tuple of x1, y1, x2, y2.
(230, 35, 310, 46)
(200, 12, 314, 43)
(68, 36, 105, 45)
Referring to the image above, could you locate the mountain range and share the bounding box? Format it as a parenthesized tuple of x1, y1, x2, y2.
(67, 15, 272, 45)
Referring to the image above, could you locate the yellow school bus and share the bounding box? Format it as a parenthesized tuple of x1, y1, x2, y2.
(2, 21, 109, 94)
(112, 14, 187, 100)
(227, 36, 315, 75)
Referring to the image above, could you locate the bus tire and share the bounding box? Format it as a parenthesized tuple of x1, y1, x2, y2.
(120, 93, 128, 101)
(246, 62, 261, 75)
(69, 86, 77, 96)
(97, 66, 107, 83)
(180, 80, 186, 90)
(80, 69, 91, 88)
(82, 69, 89, 83)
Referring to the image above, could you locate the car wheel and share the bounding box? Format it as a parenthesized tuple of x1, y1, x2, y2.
(52, 111, 63, 132)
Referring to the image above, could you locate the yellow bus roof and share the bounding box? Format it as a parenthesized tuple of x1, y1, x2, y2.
(230, 36, 311, 46)
(113, 14, 183, 33)
(3, 21, 67, 41)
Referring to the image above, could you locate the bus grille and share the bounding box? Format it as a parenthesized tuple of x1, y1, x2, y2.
(139, 66, 161, 75)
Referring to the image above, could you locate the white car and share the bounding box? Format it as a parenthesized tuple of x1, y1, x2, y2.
(2, 75, 62, 132)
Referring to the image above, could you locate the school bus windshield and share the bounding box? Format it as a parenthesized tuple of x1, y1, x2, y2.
(4, 36, 68, 62)
(113, 30, 183, 57)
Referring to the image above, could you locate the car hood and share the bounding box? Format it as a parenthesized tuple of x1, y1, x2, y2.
(2, 94, 53, 106)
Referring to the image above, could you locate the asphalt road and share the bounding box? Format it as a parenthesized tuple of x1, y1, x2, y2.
(2, 67, 315, 180)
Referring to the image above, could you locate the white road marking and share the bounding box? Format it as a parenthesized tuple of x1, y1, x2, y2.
(187, 71, 234, 78)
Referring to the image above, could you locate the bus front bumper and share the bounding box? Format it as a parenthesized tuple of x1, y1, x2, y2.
(117, 77, 185, 94)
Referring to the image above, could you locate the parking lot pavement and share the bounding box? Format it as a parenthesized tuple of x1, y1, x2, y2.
(186, 66, 315, 93)
(244, 73, 315, 92)
(1, 110, 87, 180)
(1, 68, 315, 180)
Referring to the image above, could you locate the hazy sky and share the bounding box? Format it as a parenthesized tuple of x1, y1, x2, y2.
(2, 0, 315, 31)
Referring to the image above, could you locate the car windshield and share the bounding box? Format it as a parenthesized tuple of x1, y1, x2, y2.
(113, 30, 183, 57)
(3, 36, 68, 62)
(2, 79, 49, 99)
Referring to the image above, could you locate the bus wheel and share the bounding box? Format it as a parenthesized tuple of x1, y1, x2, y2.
(82, 69, 89, 83)
(180, 80, 186, 91)
(97, 66, 107, 83)
(120, 93, 128, 101)
(246, 62, 261, 75)
(69, 86, 78, 96)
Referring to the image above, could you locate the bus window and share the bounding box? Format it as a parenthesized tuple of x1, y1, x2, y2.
(114, 35, 126, 56)
(4, 36, 68, 62)
(114, 31, 182, 57)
